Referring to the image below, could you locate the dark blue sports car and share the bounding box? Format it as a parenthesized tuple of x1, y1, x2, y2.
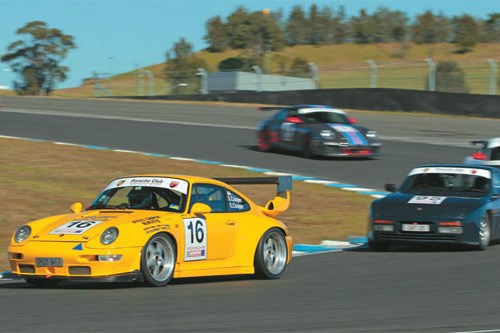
(368, 164, 500, 251)
(256, 105, 381, 159)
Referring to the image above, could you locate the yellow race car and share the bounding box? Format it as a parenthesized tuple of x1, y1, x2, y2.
(8, 175, 293, 287)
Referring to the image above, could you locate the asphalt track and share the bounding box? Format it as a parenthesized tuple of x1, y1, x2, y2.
(2, 97, 500, 332)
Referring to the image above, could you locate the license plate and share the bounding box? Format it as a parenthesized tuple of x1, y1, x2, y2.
(402, 224, 430, 232)
(35, 257, 63, 267)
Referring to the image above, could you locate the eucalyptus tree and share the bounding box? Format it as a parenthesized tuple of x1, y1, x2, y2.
(1, 21, 76, 95)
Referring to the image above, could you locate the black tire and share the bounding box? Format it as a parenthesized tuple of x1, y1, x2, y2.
(257, 128, 272, 152)
(141, 233, 176, 287)
(254, 228, 288, 279)
(303, 135, 315, 159)
(25, 278, 61, 288)
(477, 214, 491, 251)
(368, 239, 391, 252)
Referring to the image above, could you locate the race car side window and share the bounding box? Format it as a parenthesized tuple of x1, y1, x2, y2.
(189, 184, 227, 213)
(491, 147, 500, 160)
(226, 190, 250, 212)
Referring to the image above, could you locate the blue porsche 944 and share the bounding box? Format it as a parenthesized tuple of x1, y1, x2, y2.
(368, 164, 500, 251)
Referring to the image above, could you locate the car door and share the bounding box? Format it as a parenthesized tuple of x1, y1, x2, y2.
(184, 184, 237, 261)
(277, 108, 303, 149)
(490, 172, 500, 237)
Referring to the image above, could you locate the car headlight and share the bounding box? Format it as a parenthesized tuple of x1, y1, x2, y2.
(100, 227, 119, 245)
(14, 225, 31, 243)
(320, 130, 334, 138)
(366, 131, 377, 138)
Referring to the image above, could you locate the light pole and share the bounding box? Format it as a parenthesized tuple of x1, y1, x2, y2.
(107, 57, 114, 78)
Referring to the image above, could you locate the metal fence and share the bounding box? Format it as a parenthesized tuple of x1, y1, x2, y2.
(91, 59, 498, 97)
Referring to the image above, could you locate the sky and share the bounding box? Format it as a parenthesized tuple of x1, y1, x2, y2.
(0, 0, 498, 89)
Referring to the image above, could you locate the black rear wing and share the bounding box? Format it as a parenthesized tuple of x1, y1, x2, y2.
(215, 176, 293, 195)
(470, 140, 487, 147)
(258, 106, 284, 112)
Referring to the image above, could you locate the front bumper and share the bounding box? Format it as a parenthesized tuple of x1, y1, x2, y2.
(368, 219, 480, 246)
(314, 142, 381, 158)
(8, 241, 143, 281)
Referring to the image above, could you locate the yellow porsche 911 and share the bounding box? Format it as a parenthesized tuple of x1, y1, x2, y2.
(8, 175, 293, 287)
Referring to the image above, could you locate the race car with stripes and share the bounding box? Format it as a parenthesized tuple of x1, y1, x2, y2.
(256, 105, 381, 159)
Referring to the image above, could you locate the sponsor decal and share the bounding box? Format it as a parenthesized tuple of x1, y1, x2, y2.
(227, 191, 245, 210)
(105, 177, 189, 194)
(50, 220, 103, 235)
(329, 124, 368, 146)
(183, 218, 207, 261)
(73, 243, 83, 251)
(408, 196, 446, 205)
(409, 167, 491, 179)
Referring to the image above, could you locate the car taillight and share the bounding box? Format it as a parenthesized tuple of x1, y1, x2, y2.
(472, 152, 487, 160)
(373, 219, 394, 231)
(373, 219, 393, 224)
(438, 221, 463, 234)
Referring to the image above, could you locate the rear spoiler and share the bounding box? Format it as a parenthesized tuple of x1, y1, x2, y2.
(258, 106, 284, 112)
(215, 176, 292, 196)
(470, 140, 487, 147)
(215, 176, 293, 217)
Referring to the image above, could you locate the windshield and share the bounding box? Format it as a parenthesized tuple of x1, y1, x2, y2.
(299, 111, 349, 124)
(399, 172, 491, 198)
(88, 177, 189, 211)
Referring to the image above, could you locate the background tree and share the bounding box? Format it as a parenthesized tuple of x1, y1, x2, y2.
(481, 13, 500, 42)
(285, 6, 308, 46)
(433, 61, 470, 93)
(350, 9, 372, 44)
(1, 21, 76, 95)
(452, 14, 480, 53)
(164, 38, 207, 94)
(286, 57, 311, 78)
(411, 11, 450, 43)
(204, 16, 228, 52)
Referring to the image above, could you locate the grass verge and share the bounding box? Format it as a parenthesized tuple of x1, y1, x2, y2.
(0, 137, 373, 271)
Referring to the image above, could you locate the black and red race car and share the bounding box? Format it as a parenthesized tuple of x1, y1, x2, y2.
(256, 105, 381, 159)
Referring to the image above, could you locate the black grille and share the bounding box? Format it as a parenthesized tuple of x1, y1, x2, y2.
(69, 266, 91, 275)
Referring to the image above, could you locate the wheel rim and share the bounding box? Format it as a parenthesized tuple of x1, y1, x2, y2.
(145, 237, 175, 282)
(479, 216, 490, 245)
(258, 130, 270, 151)
(263, 232, 287, 275)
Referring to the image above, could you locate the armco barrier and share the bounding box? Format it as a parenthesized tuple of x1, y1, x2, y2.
(113, 88, 500, 118)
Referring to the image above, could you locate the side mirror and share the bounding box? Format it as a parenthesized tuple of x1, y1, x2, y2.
(384, 184, 397, 193)
(70, 202, 83, 213)
(285, 116, 303, 124)
(190, 203, 212, 215)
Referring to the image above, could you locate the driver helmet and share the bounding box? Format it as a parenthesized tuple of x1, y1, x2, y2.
(127, 187, 153, 209)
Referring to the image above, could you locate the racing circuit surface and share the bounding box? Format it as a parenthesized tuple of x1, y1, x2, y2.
(2, 97, 500, 332)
